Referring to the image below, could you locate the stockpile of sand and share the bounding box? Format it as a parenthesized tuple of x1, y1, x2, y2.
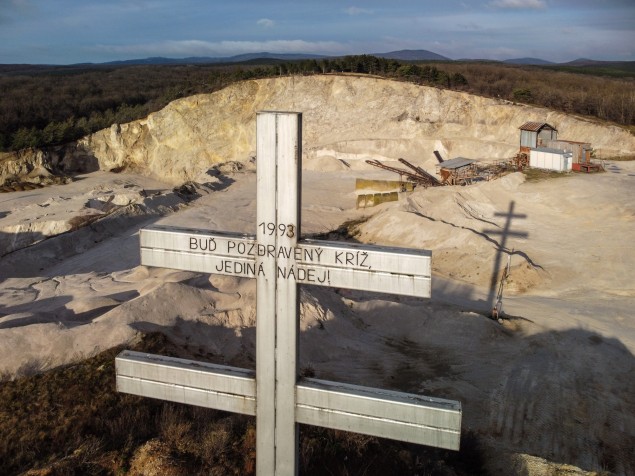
(1, 160, 634, 473)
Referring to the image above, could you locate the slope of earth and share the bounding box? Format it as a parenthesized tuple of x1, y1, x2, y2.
(30, 75, 634, 184)
(358, 166, 635, 346)
(1, 161, 634, 474)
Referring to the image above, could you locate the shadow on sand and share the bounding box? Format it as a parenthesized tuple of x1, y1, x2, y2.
(112, 278, 634, 474)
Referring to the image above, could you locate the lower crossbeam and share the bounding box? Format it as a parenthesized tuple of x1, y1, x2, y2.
(296, 378, 461, 450)
(116, 351, 461, 450)
(116, 350, 256, 415)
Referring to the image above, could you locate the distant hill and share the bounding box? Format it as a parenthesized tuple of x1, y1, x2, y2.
(224, 52, 327, 62)
(78, 52, 635, 69)
(560, 58, 635, 67)
(371, 49, 451, 61)
(100, 51, 451, 66)
(101, 52, 328, 66)
(548, 58, 635, 77)
(504, 57, 554, 65)
(563, 58, 604, 66)
(4, 51, 632, 71)
(102, 57, 195, 65)
(79, 50, 453, 66)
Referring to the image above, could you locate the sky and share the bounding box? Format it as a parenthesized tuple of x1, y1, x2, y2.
(1, 0, 634, 64)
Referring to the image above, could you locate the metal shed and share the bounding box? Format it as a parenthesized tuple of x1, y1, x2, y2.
(543, 139, 592, 168)
(436, 157, 478, 185)
(519, 122, 558, 153)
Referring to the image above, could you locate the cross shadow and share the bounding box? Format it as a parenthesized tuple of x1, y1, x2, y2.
(482, 201, 528, 316)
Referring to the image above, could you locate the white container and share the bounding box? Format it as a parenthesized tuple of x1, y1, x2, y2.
(530, 148, 572, 172)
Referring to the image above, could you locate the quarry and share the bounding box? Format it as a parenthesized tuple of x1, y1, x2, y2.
(1, 75, 634, 474)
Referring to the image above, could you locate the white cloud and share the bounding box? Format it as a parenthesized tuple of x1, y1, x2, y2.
(345, 6, 374, 15)
(257, 18, 274, 28)
(488, 0, 546, 9)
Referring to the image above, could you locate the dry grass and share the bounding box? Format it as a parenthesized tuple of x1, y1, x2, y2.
(523, 168, 574, 182)
(604, 154, 635, 161)
(0, 332, 487, 475)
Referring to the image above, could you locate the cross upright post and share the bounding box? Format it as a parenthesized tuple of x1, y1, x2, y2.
(116, 111, 462, 475)
(256, 111, 302, 473)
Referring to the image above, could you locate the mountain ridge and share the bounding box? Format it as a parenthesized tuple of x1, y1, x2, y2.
(2, 50, 633, 70)
(504, 57, 555, 65)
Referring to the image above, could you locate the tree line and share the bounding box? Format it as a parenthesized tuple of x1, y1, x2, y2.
(1, 55, 633, 152)
(0, 64, 235, 151)
(440, 61, 635, 128)
(0, 56, 468, 152)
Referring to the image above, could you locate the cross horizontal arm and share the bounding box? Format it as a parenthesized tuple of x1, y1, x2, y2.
(482, 229, 529, 239)
(297, 378, 461, 450)
(116, 350, 256, 415)
(298, 239, 431, 275)
(139, 226, 432, 297)
(141, 248, 257, 279)
(115, 352, 461, 450)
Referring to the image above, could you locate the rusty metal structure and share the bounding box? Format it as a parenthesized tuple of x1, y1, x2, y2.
(367, 155, 510, 188)
(513, 152, 529, 170)
(365, 151, 528, 189)
(436, 157, 479, 185)
(398, 158, 443, 185)
(365, 158, 442, 187)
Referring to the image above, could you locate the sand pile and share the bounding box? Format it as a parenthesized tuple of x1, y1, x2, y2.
(1, 160, 633, 473)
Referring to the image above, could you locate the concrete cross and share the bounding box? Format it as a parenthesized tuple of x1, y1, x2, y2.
(116, 111, 461, 475)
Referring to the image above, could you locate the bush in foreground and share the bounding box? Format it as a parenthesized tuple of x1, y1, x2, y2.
(0, 333, 486, 475)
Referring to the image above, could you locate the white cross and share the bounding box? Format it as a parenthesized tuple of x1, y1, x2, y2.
(116, 112, 461, 475)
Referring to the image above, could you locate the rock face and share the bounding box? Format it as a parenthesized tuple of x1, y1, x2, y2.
(78, 76, 635, 184)
(4, 75, 635, 185)
(0, 144, 99, 187)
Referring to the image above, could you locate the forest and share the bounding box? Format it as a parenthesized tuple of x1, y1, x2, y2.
(1, 55, 633, 152)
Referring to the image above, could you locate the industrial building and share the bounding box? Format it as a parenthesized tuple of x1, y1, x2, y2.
(436, 157, 478, 185)
(519, 122, 558, 154)
(519, 122, 600, 172)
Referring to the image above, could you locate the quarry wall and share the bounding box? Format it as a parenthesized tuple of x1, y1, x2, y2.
(4, 75, 635, 185)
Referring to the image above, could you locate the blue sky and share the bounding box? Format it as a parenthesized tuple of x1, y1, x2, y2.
(1, 0, 634, 64)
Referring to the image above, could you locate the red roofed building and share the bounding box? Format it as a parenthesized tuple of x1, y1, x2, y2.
(519, 122, 558, 154)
